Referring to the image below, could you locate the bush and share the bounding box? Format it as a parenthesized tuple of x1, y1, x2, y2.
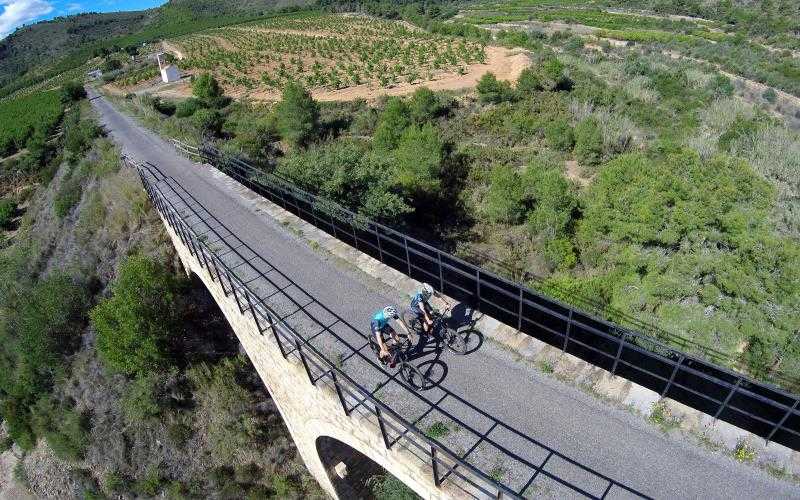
(274, 81, 319, 147)
(54, 176, 82, 218)
(573, 116, 603, 166)
(544, 120, 574, 151)
(0, 198, 16, 229)
(121, 372, 166, 422)
(152, 98, 176, 116)
(516, 67, 541, 95)
(707, 75, 734, 97)
(91, 255, 183, 376)
(188, 357, 255, 462)
(193, 109, 224, 137)
(408, 87, 447, 124)
(192, 73, 222, 104)
(30, 397, 89, 462)
(175, 98, 201, 118)
(393, 124, 443, 198)
(482, 165, 526, 224)
(538, 57, 568, 91)
(762, 87, 778, 104)
(373, 97, 411, 150)
(60, 80, 86, 103)
(477, 72, 514, 104)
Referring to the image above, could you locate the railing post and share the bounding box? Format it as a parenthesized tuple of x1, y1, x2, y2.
(227, 270, 245, 313)
(767, 399, 799, 443)
(210, 254, 229, 296)
(403, 237, 412, 276)
(198, 246, 215, 281)
(714, 378, 741, 420)
(437, 251, 444, 292)
(476, 269, 481, 304)
(431, 447, 441, 487)
(244, 291, 264, 334)
(375, 406, 392, 449)
(611, 332, 626, 375)
(662, 354, 684, 397)
(331, 370, 350, 416)
(517, 288, 524, 332)
(296, 339, 315, 384)
(267, 312, 288, 358)
(375, 226, 384, 263)
(563, 309, 573, 352)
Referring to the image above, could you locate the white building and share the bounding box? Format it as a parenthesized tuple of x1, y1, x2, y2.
(157, 53, 181, 83)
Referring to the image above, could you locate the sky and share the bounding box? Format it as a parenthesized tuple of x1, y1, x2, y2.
(0, 0, 166, 39)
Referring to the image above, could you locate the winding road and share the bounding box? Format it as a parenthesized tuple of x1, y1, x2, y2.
(88, 88, 800, 499)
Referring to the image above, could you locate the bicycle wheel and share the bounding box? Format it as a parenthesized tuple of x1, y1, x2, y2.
(399, 362, 426, 390)
(444, 327, 467, 354)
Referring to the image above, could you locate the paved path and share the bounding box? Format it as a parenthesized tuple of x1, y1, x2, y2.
(88, 89, 800, 500)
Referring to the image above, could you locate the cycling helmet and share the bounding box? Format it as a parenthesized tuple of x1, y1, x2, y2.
(383, 305, 398, 318)
(420, 283, 434, 301)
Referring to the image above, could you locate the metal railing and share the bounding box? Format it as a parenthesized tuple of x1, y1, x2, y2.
(172, 139, 800, 452)
(127, 156, 649, 500)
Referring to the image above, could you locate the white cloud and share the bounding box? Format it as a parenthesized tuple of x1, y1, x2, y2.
(65, 2, 82, 12)
(0, 0, 54, 39)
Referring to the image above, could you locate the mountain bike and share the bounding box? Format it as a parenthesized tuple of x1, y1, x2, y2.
(404, 305, 467, 354)
(369, 329, 426, 390)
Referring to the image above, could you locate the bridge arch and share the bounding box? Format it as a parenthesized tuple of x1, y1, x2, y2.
(315, 434, 418, 499)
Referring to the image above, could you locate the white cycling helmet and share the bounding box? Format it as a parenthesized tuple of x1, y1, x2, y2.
(421, 283, 434, 301)
(383, 305, 398, 318)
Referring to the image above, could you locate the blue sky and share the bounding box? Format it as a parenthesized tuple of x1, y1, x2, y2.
(1, 0, 166, 39)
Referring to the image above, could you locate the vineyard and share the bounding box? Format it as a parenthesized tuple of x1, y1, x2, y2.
(0, 90, 63, 156)
(170, 14, 487, 95)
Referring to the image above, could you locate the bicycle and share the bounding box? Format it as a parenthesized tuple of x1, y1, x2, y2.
(369, 329, 426, 390)
(404, 304, 468, 354)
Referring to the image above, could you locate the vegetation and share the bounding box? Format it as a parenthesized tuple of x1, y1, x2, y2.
(0, 90, 63, 157)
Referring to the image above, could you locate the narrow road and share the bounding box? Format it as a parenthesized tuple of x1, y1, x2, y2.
(88, 89, 800, 499)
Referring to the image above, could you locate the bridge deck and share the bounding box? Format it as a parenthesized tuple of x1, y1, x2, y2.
(89, 89, 800, 500)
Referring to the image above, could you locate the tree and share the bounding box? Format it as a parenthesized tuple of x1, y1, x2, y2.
(482, 165, 526, 224)
(373, 97, 410, 150)
(393, 123, 443, 197)
(538, 57, 568, 91)
(274, 81, 319, 147)
(476, 72, 513, 104)
(91, 255, 183, 376)
(574, 116, 603, 166)
(192, 73, 222, 104)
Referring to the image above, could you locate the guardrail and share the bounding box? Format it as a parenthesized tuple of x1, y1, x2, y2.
(172, 139, 800, 452)
(126, 156, 649, 500)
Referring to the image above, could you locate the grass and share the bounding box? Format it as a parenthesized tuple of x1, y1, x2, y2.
(648, 401, 682, 433)
(733, 439, 757, 463)
(425, 421, 450, 439)
(368, 473, 420, 500)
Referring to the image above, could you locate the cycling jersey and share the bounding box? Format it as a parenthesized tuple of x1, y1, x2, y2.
(371, 309, 391, 333)
(410, 291, 427, 315)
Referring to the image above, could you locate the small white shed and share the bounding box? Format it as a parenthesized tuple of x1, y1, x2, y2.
(157, 53, 181, 83)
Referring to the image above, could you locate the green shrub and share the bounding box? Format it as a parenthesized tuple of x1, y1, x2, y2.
(573, 116, 603, 166)
(60, 80, 86, 103)
(482, 164, 526, 224)
(175, 98, 201, 118)
(762, 87, 778, 103)
(538, 57, 567, 91)
(707, 75, 734, 97)
(91, 255, 183, 376)
(516, 67, 541, 95)
(368, 474, 419, 500)
(134, 466, 163, 496)
(476, 72, 514, 104)
(373, 97, 411, 150)
(408, 87, 446, 124)
(544, 120, 574, 151)
(192, 109, 224, 137)
(718, 115, 760, 152)
(187, 357, 255, 462)
(30, 397, 89, 462)
(0, 198, 16, 229)
(152, 98, 176, 116)
(192, 73, 222, 104)
(393, 124, 443, 198)
(544, 237, 577, 270)
(275, 81, 319, 147)
(121, 372, 165, 422)
(54, 177, 82, 218)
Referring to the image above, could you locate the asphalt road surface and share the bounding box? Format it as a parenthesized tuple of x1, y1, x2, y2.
(89, 89, 800, 499)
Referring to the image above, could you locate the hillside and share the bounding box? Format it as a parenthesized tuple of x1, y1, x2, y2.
(0, 0, 311, 97)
